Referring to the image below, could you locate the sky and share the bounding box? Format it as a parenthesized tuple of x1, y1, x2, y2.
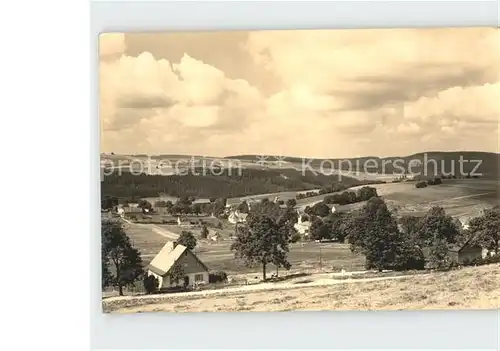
(99, 28, 499, 158)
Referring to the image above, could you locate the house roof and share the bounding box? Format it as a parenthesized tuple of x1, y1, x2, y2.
(148, 241, 209, 276)
(422, 232, 483, 256)
(449, 232, 483, 252)
(229, 211, 248, 220)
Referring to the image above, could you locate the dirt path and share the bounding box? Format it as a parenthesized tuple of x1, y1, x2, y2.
(121, 218, 178, 240)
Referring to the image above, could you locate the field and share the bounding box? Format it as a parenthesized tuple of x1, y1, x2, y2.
(123, 217, 365, 275)
(196, 241, 364, 276)
(104, 264, 500, 313)
(351, 179, 499, 222)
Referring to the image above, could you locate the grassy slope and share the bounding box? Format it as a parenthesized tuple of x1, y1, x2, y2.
(350, 179, 499, 220)
(110, 264, 500, 313)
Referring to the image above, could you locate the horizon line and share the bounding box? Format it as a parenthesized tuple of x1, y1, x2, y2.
(100, 149, 500, 160)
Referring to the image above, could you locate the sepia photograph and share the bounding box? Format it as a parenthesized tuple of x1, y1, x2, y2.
(99, 28, 499, 314)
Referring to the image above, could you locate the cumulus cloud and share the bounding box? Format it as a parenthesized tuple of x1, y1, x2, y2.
(100, 29, 500, 157)
(403, 83, 500, 123)
(99, 45, 265, 154)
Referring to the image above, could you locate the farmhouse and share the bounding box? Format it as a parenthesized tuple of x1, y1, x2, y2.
(119, 203, 142, 213)
(147, 241, 210, 289)
(228, 210, 248, 224)
(422, 234, 483, 265)
(294, 213, 311, 236)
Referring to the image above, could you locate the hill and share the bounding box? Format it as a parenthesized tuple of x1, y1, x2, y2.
(100, 167, 370, 200)
(225, 151, 500, 178)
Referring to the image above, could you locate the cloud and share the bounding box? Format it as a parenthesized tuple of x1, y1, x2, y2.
(100, 29, 500, 157)
(403, 83, 500, 124)
(99, 47, 265, 154)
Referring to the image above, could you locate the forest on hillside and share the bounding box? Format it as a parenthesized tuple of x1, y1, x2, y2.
(101, 168, 370, 200)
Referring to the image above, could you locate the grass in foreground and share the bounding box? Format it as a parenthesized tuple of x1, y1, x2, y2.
(106, 264, 499, 313)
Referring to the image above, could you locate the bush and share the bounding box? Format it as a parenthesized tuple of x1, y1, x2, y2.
(143, 274, 159, 294)
(209, 271, 228, 284)
(415, 181, 428, 189)
(427, 177, 442, 186)
(463, 254, 500, 267)
(395, 246, 425, 271)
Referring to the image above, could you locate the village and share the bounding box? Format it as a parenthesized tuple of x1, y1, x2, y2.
(101, 178, 500, 309)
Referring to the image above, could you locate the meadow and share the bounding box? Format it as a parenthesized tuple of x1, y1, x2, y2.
(124, 218, 365, 275)
(105, 264, 500, 313)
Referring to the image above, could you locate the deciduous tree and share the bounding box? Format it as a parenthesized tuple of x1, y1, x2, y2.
(311, 202, 330, 217)
(230, 215, 291, 280)
(200, 225, 209, 239)
(176, 231, 197, 250)
(347, 197, 423, 271)
(468, 207, 500, 255)
(101, 221, 143, 296)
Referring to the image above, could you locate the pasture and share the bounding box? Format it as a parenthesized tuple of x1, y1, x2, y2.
(351, 179, 499, 221)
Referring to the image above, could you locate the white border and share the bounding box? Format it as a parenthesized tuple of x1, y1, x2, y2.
(91, 1, 499, 350)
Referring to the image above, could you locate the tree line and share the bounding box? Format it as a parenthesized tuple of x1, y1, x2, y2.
(101, 168, 366, 200)
(322, 186, 378, 205)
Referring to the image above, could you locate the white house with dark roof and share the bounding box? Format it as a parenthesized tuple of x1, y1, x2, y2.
(228, 210, 248, 224)
(294, 211, 311, 236)
(147, 242, 209, 289)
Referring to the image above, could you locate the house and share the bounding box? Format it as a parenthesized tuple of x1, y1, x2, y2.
(294, 211, 311, 236)
(228, 210, 248, 224)
(147, 241, 210, 289)
(120, 203, 142, 213)
(422, 234, 483, 265)
(155, 207, 170, 215)
(447, 241, 483, 264)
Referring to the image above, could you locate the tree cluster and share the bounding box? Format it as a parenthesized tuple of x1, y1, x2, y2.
(468, 207, 500, 255)
(309, 212, 350, 242)
(323, 186, 378, 206)
(345, 197, 425, 271)
(398, 207, 462, 269)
